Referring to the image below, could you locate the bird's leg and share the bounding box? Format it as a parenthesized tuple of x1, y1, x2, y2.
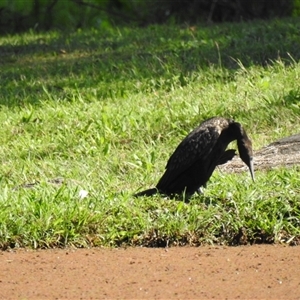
(197, 183, 206, 194)
(217, 149, 236, 165)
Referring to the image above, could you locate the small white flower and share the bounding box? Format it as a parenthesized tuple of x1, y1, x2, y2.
(227, 192, 233, 198)
(79, 189, 89, 199)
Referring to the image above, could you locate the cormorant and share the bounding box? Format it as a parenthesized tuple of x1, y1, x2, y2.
(134, 116, 254, 198)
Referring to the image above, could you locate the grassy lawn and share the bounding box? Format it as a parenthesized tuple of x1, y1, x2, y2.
(0, 18, 300, 249)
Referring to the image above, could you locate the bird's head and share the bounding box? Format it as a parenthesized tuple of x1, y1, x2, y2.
(233, 122, 255, 181)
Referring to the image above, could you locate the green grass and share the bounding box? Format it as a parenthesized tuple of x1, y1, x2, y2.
(0, 18, 300, 249)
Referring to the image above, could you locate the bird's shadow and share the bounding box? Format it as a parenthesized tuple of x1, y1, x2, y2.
(163, 192, 226, 207)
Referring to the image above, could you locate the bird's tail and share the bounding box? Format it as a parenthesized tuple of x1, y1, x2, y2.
(134, 188, 158, 197)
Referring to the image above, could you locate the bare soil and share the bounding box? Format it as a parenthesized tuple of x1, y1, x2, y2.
(1, 245, 300, 299)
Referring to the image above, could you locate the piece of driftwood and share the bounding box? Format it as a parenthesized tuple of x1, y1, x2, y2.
(220, 133, 300, 173)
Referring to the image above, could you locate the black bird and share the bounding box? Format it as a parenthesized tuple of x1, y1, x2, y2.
(134, 116, 254, 198)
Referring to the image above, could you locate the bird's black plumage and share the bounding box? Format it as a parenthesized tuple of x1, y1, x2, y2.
(134, 117, 254, 198)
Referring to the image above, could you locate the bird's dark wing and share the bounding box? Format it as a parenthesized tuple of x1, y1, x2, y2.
(159, 124, 222, 185)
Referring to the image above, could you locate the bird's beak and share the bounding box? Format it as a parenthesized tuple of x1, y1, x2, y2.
(249, 158, 255, 182)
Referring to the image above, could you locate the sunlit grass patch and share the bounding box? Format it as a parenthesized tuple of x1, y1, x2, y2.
(0, 18, 300, 248)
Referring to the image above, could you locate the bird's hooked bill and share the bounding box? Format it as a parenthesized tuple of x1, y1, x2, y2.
(249, 158, 255, 182)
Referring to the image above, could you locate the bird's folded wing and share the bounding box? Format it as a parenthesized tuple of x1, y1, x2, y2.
(164, 125, 221, 175)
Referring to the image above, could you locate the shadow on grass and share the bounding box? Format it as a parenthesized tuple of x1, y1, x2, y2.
(1, 17, 300, 107)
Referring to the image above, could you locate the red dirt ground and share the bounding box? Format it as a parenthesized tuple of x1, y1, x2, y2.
(1, 245, 299, 299)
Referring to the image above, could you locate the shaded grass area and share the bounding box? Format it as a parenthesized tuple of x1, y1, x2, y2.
(0, 18, 300, 249)
(1, 18, 300, 107)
